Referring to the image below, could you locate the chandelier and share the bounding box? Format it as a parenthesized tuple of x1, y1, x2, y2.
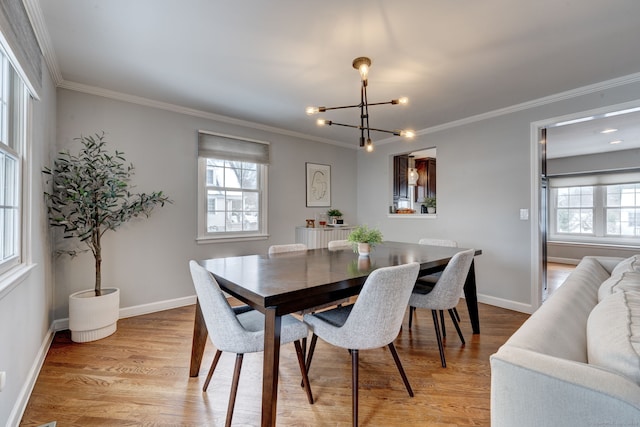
(306, 56, 415, 152)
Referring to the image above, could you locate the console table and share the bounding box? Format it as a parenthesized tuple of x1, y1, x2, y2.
(295, 225, 355, 249)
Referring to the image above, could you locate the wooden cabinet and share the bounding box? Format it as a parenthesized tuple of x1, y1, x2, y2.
(415, 157, 436, 201)
(393, 155, 409, 205)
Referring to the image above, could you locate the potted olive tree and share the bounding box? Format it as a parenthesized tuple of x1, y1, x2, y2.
(43, 132, 171, 342)
(347, 225, 383, 257)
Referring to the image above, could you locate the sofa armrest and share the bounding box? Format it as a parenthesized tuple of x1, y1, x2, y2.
(491, 346, 640, 427)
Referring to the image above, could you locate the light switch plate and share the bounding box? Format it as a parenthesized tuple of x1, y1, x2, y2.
(520, 209, 529, 220)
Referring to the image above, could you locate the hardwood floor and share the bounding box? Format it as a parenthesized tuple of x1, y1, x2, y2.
(544, 262, 575, 301)
(20, 302, 529, 427)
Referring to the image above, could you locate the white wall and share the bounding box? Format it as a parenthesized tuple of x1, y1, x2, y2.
(0, 60, 57, 425)
(53, 89, 358, 320)
(356, 81, 640, 313)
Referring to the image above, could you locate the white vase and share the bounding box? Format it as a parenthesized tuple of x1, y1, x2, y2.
(357, 242, 370, 257)
(68, 288, 120, 343)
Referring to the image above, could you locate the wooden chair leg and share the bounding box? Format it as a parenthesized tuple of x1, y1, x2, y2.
(432, 310, 446, 368)
(439, 310, 447, 338)
(452, 307, 461, 322)
(225, 353, 244, 427)
(388, 342, 414, 397)
(203, 349, 223, 392)
(294, 340, 314, 404)
(448, 309, 466, 345)
(351, 349, 359, 427)
(302, 334, 319, 388)
(408, 306, 415, 329)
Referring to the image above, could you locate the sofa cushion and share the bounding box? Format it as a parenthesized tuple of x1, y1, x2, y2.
(611, 254, 640, 277)
(598, 271, 640, 302)
(587, 290, 640, 385)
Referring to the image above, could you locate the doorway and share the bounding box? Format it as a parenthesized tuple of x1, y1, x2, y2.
(533, 101, 640, 306)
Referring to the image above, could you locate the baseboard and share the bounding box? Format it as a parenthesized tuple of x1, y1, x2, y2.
(52, 295, 197, 332)
(477, 293, 533, 314)
(7, 325, 55, 427)
(548, 256, 580, 265)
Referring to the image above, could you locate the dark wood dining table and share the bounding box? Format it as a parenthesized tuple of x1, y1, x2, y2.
(189, 241, 482, 427)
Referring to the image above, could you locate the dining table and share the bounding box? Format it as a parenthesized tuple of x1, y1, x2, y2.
(189, 241, 482, 427)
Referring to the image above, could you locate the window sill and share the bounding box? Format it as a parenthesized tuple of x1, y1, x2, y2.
(0, 263, 36, 300)
(196, 233, 270, 244)
(548, 240, 640, 250)
(387, 213, 437, 219)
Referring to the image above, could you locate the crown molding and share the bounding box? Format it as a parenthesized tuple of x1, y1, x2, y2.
(22, 0, 63, 85)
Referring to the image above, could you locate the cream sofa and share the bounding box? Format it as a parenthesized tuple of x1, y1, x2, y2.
(490, 256, 640, 426)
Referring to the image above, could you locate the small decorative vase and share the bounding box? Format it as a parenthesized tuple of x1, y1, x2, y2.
(357, 242, 370, 257)
(427, 207, 436, 214)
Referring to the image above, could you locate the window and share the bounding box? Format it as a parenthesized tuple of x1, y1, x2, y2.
(554, 186, 593, 234)
(550, 175, 640, 245)
(0, 51, 27, 275)
(197, 131, 269, 242)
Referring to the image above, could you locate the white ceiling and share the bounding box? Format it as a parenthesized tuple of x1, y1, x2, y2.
(33, 0, 640, 155)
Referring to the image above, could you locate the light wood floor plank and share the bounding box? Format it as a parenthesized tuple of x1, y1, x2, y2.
(21, 302, 529, 426)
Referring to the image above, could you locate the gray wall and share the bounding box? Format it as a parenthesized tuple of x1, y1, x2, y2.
(53, 89, 358, 320)
(0, 59, 57, 424)
(356, 82, 640, 312)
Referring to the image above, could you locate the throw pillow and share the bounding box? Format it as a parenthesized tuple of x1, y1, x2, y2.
(587, 290, 640, 385)
(598, 270, 640, 302)
(611, 254, 640, 277)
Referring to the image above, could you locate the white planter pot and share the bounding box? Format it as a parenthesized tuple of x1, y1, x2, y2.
(357, 242, 370, 257)
(69, 288, 120, 343)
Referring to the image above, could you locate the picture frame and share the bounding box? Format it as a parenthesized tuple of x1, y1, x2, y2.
(306, 162, 331, 207)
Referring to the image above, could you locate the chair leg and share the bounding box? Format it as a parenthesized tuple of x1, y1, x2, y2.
(225, 353, 244, 427)
(203, 349, 223, 392)
(452, 307, 461, 322)
(432, 310, 446, 368)
(439, 310, 447, 338)
(448, 309, 465, 345)
(304, 334, 319, 379)
(351, 349, 359, 427)
(408, 306, 415, 329)
(388, 342, 414, 397)
(294, 340, 314, 404)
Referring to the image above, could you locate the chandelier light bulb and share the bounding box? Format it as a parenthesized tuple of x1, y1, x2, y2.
(400, 130, 415, 138)
(365, 139, 374, 152)
(398, 97, 408, 105)
(317, 119, 331, 126)
(306, 106, 319, 115)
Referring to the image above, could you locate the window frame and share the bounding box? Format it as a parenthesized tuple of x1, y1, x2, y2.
(550, 181, 640, 246)
(0, 51, 28, 277)
(196, 133, 269, 243)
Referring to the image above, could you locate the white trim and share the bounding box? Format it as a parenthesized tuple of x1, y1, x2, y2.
(6, 324, 55, 427)
(387, 214, 437, 219)
(0, 263, 35, 300)
(53, 295, 198, 331)
(22, 0, 63, 85)
(529, 123, 543, 312)
(548, 257, 580, 265)
(477, 293, 533, 315)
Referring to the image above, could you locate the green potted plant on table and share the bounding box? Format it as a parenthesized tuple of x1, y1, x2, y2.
(347, 225, 383, 257)
(43, 132, 172, 342)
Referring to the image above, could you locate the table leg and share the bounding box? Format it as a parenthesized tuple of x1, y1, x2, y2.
(463, 260, 481, 334)
(189, 299, 209, 377)
(262, 307, 282, 427)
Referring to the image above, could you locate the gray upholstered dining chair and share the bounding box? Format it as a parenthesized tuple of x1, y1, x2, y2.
(409, 238, 460, 334)
(268, 243, 308, 254)
(188, 261, 313, 427)
(327, 239, 352, 250)
(303, 262, 420, 426)
(407, 249, 475, 368)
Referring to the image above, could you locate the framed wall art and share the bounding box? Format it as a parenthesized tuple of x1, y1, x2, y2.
(306, 162, 331, 207)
